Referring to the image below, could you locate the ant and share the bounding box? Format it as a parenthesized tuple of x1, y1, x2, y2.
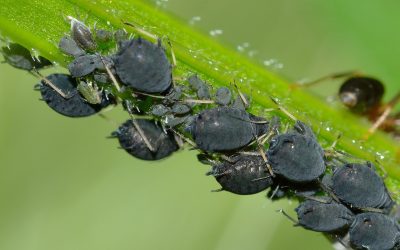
(293, 71, 400, 138)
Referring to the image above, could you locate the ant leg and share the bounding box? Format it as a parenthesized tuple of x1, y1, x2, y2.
(364, 91, 400, 139)
(122, 20, 158, 40)
(291, 70, 361, 89)
(276, 209, 299, 226)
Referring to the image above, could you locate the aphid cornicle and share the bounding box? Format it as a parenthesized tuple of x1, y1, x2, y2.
(295, 199, 354, 233)
(114, 38, 172, 93)
(1, 43, 52, 70)
(329, 162, 394, 211)
(266, 121, 326, 183)
(206, 154, 273, 195)
(112, 119, 179, 161)
(349, 212, 400, 250)
(39, 73, 112, 117)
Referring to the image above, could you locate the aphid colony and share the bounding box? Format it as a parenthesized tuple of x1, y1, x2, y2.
(2, 17, 400, 250)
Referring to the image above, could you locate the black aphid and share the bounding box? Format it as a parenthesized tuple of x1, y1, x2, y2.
(1, 43, 52, 70)
(207, 155, 273, 195)
(296, 199, 354, 233)
(68, 16, 96, 51)
(58, 36, 86, 58)
(39, 73, 112, 117)
(112, 119, 179, 160)
(188, 74, 211, 99)
(187, 107, 268, 152)
(114, 38, 172, 93)
(68, 54, 113, 78)
(266, 121, 325, 183)
(330, 162, 393, 211)
(215, 87, 232, 106)
(349, 212, 400, 250)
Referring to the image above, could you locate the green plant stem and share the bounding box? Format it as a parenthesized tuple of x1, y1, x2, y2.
(0, 0, 399, 198)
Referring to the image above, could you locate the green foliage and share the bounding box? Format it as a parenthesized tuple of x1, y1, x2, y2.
(0, 0, 399, 199)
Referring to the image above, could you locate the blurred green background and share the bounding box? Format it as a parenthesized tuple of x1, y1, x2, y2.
(1, 0, 400, 249)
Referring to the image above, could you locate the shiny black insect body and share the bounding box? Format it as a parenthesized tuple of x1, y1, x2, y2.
(206, 154, 273, 195)
(39, 73, 112, 117)
(112, 119, 179, 161)
(349, 212, 400, 250)
(267, 121, 325, 183)
(339, 76, 384, 114)
(1, 43, 52, 70)
(329, 162, 393, 211)
(114, 38, 172, 93)
(187, 107, 268, 152)
(296, 199, 354, 233)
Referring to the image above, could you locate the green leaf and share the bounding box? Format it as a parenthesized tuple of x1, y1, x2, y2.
(1, 0, 399, 199)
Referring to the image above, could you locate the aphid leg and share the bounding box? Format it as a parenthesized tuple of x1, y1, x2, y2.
(269, 96, 297, 121)
(257, 143, 274, 177)
(298, 194, 331, 204)
(364, 91, 400, 139)
(324, 132, 343, 158)
(122, 20, 158, 41)
(124, 100, 156, 152)
(211, 188, 224, 192)
(291, 70, 361, 89)
(30, 70, 73, 99)
(98, 113, 118, 127)
(99, 55, 121, 92)
(276, 209, 299, 225)
(169, 128, 197, 148)
(268, 185, 281, 199)
(332, 234, 350, 250)
(318, 179, 341, 203)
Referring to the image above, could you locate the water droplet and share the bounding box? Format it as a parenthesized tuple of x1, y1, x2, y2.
(209, 29, 223, 36)
(189, 16, 201, 25)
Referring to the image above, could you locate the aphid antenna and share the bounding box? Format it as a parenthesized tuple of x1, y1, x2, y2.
(131, 91, 215, 105)
(276, 209, 299, 225)
(124, 102, 156, 152)
(99, 55, 121, 92)
(160, 36, 177, 68)
(122, 20, 158, 41)
(293, 70, 361, 89)
(269, 96, 297, 121)
(29, 69, 73, 99)
(233, 81, 249, 108)
(372, 158, 388, 179)
(361, 207, 386, 214)
(364, 91, 400, 139)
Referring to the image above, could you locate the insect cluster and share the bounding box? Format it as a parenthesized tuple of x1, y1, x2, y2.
(2, 16, 400, 250)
